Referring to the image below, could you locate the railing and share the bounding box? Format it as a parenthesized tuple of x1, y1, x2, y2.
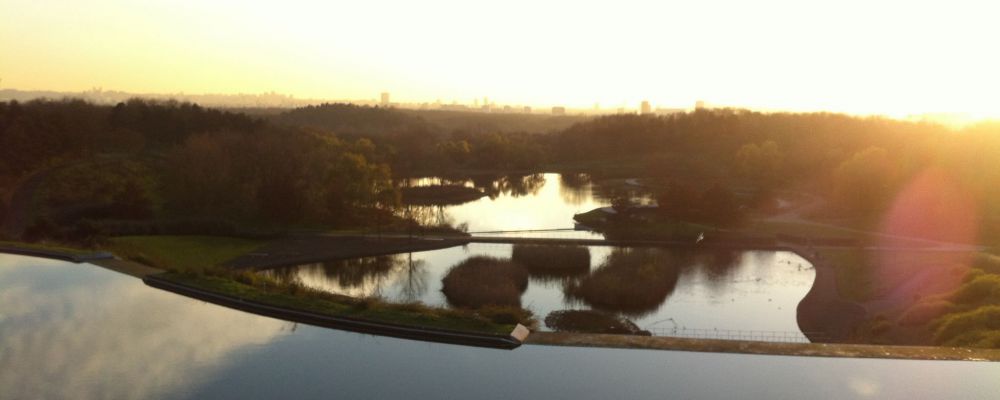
(466, 228, 604, 240)
(645, 327, 823, 343)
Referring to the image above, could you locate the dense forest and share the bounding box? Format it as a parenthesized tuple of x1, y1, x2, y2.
(0, 99, 397, 240)
(3, 98, 1000, 244)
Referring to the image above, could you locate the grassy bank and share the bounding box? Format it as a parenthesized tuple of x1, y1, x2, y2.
(0, 239, 94, 256)
(163, 270, 528, 335)
(102, 234, 535, 335)
(107, 235, 268, 272)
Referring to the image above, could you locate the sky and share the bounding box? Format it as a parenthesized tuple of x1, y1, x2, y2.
(2, 0, 999, 117)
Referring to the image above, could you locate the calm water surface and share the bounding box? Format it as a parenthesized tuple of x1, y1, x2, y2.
(267, 244, 815, 337)
(2, 253, 1000, 399)
(404, 173, 607, 239)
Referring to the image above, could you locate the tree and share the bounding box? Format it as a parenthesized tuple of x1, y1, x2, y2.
(833, 146, 899, 214)
(656, 181, 699, 220)
(699, 184, 741, 226)
(735, 140, 783, 184)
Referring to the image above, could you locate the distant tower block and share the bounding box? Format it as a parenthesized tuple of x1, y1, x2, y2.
(695, 100, 706, 110)
(552, 106, 566, 115)
(380, 92, 390, 107)
(641, 100, 652, 115)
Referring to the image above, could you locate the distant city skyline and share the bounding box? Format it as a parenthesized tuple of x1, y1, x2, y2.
(0, 86, 990, 126)
(3, 0, 999, 120)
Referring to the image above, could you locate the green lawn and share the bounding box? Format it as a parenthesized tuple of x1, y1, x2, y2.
(746, 219, 863, 240)
(0, 240, 93, 255)
(818, 248, 873, 302)
(108, 235, 267, 272)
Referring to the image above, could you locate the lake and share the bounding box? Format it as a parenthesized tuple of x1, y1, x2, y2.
(402, 173, 615, 239)
(266, 244, 816, 339)
(3, 253, 1000, 399)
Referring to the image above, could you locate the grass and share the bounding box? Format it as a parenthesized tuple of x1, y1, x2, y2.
(107, 235, 267, 272)
(441, 256, 528, 308)
(815, 248, 873, 302)
(746, 219, 862, 240)
(0, 239, 94, 255)
(163, 270, 530, 335)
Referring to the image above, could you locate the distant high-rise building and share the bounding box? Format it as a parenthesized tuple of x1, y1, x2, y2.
(380, 92, 390, 107)
(640, 100, 652, 114)
(695, 100, 706, 110)
(552, 106, 566, 115)
(523, 106, 532, 114)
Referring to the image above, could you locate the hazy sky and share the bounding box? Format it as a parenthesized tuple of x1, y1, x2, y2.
(2, 0, 999, 116)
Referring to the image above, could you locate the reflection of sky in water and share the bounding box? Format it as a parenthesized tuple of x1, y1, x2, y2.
(273, 244, 814, 335)
(5, 254, 1000, 399)
(410, 173, 606, 239)
(0, 254, 288, 400)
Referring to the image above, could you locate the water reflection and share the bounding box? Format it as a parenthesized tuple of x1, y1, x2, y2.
(270, 244, 815, 335)
(471, 173, 546, 199)
(6, 255, 998, 399)
(511, 244, 591, 282)
(558, 173, 593, 206)
(265, 254, 428, 301)
(403, 173, 606, 237)
(0, 254, 287, 400)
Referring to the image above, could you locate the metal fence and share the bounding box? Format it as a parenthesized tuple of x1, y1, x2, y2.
(467, 228, 603, 240)
(645, 327, 822, 343)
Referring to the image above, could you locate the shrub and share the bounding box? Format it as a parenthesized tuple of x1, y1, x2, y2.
(951, 274, 1000, 307)
(564, 248, 679, 315)
(933, 305, 1000, 347)
(441, 256, 528, 308)
(22, 216, 58, 243)
(898, 299, 954, 326)
(478, 305, 534, 326)
(544, 309, 650, 335)
(511, 244, 590, 279)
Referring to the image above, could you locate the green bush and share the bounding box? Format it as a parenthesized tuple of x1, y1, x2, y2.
(933, 305, 1000, 347)
(951, 274, 1000, 307)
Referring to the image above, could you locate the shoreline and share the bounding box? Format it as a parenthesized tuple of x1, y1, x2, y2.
(144, 274, 526, 350)
(4, 238, 997, 361)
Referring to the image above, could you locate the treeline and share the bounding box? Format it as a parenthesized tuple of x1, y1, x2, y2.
(0, 99, 397, 239)
(0, 98, 264, 179)
(550, 110, 1000, 220)
(270, 103, 550, 174)
(7, 99, 1000, 238)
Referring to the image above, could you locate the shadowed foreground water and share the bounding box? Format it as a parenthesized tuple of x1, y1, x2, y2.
(2, 253, 999, 399)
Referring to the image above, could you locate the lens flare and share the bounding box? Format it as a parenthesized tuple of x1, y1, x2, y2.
(873, 167, 979, 312)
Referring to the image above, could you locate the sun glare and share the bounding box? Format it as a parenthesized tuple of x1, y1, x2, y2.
(2, 0, 999, 117)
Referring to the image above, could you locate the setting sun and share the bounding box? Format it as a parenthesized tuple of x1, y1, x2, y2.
(3, 0, 1000, 117)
